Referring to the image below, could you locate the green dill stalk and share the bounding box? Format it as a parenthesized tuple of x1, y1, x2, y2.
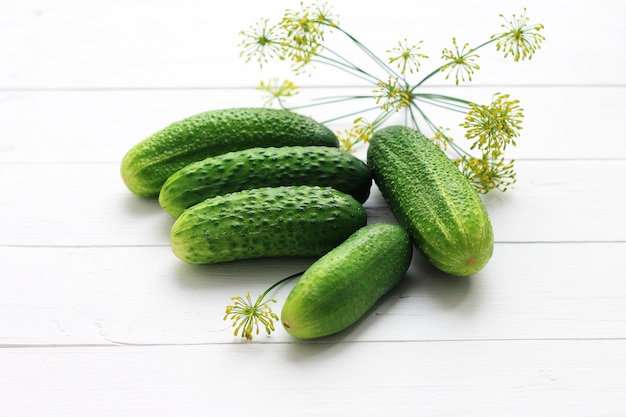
(240, 3, 545, 193)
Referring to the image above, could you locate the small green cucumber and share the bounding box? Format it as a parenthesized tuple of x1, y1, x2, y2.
(158, 146, 372, 217)
(281, 223, 412, 339)
(170, 185, 367, 265)
(367, 125, 494, 276)
(121, 108, 339, 197)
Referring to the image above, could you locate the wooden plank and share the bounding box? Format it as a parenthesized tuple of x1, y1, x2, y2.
(1, 242, 624, 346)
(1, 340, 625, 417)
(1, 2, 624, 417)
(1, 160, 624, 247)
(0, 0, 623, 88)
(1, 87, 624, 164)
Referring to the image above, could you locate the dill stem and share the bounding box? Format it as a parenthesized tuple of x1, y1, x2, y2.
(312, 55, 380, 85)
(321, 104, 382, 124)
(333, 25, 401, 80)
(409, 103, 465, 158)
(414, 93, 472, 113)
(283, 96, 375, 116)
(261, 270, 304, 299)
(319, 46, 383, 84)
(413, 38, 498, 89)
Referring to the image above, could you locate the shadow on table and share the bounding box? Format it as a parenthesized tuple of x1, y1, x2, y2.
(281, 249, 478, 361)
(407, 249, 474, 309)
(173, 256, 315, 293)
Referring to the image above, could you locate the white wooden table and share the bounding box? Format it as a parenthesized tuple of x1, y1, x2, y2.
(2, 1, 625, 416)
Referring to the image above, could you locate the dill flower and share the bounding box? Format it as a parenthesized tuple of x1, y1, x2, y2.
(239, 4, 545, 193)
(462, 93, 523, 156)
(337, 117, 375, 151)
(257, 78, 300, 107)
(223, 271, 303, 340)
(223, 291, 279, 340)
(388, 39, 428, 74)
(239, 18, 282, 68)
(492, 8, 546, 61)
(306, 1, 338, 27)
(278, 2, 338, 73)
(430, 127, 453, 151)
(440, 37, 480, 85)
(455, 154, 517, 193)
(337, 130, 358, 153)
(373, 77, 412, 112)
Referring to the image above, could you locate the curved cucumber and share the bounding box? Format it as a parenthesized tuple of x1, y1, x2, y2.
(121, 108, 338, 197)
(367, 125, 493, 276)
(170, 186, 367, 265)
(159, 146, 372, 217)
(281, 223, 412, 339)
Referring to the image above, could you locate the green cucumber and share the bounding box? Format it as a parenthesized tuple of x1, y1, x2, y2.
(281, 223, 412, 339)
(367, 125, 493, 276)
(159, 146, 372, 217)
(170, 185, 367, 265)
(121, 108, 339, 197)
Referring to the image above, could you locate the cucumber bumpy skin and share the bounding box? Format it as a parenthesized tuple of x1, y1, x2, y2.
(170, 186, 367, 265)
(281, 223, 412, 339)
(367, 125, 494, 277)
(121, 108, 339, 197)
(158, 146, 372, 217)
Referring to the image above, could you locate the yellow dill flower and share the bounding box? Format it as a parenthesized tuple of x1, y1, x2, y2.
(238, 3, 545, 194)
(223, 271, 303, 340)
(455, 153, 517, 193)
(337, 117, 375, 152)
(430, 127, 453, 151)
(462, 92, 523, 156)
(223, 291, 279, 340)
(239, 18, 282, 68)
(373, 77, 412, 112)
(279, 2, 337, 73)
(388, 39, 428, 74)
(337, 135, 355, 153)
(492, 8, 546, 62)
(440, 38, 480, 85)
(309, 2, 338, 26)
(257, 78, 300, 107)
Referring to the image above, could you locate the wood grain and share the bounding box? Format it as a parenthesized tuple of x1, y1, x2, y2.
(1, 341, 625, 417)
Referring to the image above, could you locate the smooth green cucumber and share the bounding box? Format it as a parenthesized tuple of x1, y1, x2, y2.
(281, 223, 412, 339)
(170, 186, 367, 265)
(159, 146, 372, 217)
(121, 108, 339, 197)
(367, 125, 494, 276)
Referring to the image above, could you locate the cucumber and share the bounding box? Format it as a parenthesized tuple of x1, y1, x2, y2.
(281, 223, 412, 339)
(159, 146, 372, 217)
(170, 185, 367, 265)
(121, 108, 339, 197)
(367, 125, 493, 276)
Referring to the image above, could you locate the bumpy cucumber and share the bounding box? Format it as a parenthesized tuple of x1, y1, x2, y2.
(281, 223, 412, 339)
(170, 186, 367, 265)
(121, 108, 339, 197)
(367, 125, 493, 276)
(159, 146, 372, 217)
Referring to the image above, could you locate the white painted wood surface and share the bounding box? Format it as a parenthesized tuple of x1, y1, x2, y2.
(1, 1, 625, 416)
